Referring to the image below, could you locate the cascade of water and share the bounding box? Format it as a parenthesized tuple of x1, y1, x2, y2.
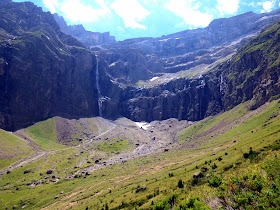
(220, 74, 226, 95)
(95, 55, 102, 117)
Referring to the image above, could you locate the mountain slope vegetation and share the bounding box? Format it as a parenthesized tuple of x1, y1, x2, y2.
(1, 97, 280, 209)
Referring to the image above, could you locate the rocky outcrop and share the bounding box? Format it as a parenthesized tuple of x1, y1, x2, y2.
(220, 20, 280, 110)
(0, 2, 99, 130)
(54, 14, 116, 47)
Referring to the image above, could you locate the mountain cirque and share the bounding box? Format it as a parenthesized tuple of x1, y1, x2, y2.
(2, 1, 280, 209)
(1, 1, 280, 131)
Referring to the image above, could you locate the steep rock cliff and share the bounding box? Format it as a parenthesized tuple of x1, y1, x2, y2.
(0, 2, 99, 130)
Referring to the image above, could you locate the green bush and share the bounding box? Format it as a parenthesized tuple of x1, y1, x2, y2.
(208, 176, 222, 187)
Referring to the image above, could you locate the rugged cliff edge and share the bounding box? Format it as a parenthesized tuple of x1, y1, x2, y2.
(53, 13, 116, 47)
(0, 1, 99, 130)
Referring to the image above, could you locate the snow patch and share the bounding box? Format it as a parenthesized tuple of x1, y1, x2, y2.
(159, 38, 170, 42)
(135, 122, 151, 130)
(150, 76, 159, 81)
(109, 62, 116, 67)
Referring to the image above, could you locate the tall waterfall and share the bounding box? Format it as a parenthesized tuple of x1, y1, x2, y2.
(95, 55, 102, 117)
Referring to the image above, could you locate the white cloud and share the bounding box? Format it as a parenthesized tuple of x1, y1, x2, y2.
(43, 0, 59, 13)
(262, 1, 274, 12)
(217, 0, 239, 15)
(110, 0, 150, 29)
(164, 0, 213, 28)
(60, 0, 111, 23)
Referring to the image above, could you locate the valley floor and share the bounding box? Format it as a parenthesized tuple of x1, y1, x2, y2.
(1, 99, 280, 209)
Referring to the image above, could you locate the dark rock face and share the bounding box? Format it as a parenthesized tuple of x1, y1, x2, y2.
(122, 77, 222, 122)
(0, 2, 99, 130)
(53, 14, 116, 47)
(98, 48, 156, 84)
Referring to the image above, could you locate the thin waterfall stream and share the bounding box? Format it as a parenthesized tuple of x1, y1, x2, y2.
(96, 55, 103, 117)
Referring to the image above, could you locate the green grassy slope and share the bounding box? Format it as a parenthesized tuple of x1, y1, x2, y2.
(1, 99, 280, 209)
(0, 129, 33, 169)
(24, 118, 66, 151)
(23, 117, 106, 151)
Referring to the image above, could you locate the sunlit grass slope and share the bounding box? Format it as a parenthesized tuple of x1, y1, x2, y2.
(0, 129, 33, 169)
(24, 118, 66, 150)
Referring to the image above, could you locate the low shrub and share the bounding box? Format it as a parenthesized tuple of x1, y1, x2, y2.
(208, 176, 222, 187)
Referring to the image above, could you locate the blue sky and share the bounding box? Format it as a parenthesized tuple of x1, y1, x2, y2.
(13, 0, 280, 40)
